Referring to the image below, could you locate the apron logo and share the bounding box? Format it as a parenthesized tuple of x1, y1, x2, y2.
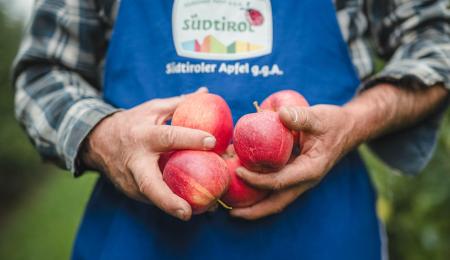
(244, 4, 264, 26)
(173, 0, 273, 60)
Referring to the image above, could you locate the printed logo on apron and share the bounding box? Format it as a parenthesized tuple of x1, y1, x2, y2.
(172, 0, 273, 60)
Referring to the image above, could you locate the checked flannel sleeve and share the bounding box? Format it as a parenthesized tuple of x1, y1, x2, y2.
(364, 0, 450, 91)
(12, 0, 120, 175)
(361, 0, 450, 174)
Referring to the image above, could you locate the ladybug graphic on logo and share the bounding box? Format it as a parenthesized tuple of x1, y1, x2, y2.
(243, 2, 264, 26)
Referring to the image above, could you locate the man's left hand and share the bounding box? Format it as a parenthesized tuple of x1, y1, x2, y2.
(230, 105, 360, 220)
(230, 84, 448, 220)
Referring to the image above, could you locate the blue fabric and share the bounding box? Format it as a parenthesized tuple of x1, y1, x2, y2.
(73, 0, 382, 259)
(368, 102, 447, 175)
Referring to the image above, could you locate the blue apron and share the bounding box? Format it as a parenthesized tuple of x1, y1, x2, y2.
(72, 0, 382, 259)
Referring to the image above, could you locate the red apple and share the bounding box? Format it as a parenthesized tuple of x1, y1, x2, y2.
(163, 150, 230, 214)
(260, 90, 309, 151)
(158, 152, 173, 171)
(172, 93, 233, 154)
(233, 111, 294, 172)
(221, 150, 268, 208)
(260, 90, 309, 111)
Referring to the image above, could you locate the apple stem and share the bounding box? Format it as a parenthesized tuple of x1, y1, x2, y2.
(253, 101, 262, 113)
(217, 199, 233, 210)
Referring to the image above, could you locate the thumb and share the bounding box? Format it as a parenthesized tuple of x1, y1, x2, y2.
(279, 106, 321, 132)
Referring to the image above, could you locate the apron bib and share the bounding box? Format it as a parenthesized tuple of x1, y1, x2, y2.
(73, 1, 382, 259)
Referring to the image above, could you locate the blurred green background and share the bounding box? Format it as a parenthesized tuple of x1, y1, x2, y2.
(0, 2, 449, 260)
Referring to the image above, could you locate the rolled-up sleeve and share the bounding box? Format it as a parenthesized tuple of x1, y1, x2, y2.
(362, 0, 450, 174)
(12, 0, 119, 175)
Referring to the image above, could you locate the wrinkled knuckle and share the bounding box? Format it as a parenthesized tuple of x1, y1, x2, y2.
(128, 124, 144, 140)
(159, 128, 177, 149)
(138, 183, 147, 195)
(272, 178, 285, 191)
(158, 199, 172, 212)
(292, 171, 305, 183)
(148, 98, 162, 107)
(124, 155, 139, 173)
(142, 101, 156, 112)
(137, 179, 150, 195)
(298, 109, 309, 126)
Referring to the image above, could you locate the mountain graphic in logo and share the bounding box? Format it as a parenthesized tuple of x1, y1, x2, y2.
(182, 35, 264, 54)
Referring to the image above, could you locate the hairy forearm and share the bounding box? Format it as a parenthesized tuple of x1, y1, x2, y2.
(343, 84, 448, 146)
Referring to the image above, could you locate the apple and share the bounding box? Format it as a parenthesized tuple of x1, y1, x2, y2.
(163, 150, 230, 214)
(233, 111, 294, 172)
(158, 152, 173, 171)
(260, 90, 309, 152)
(221, 149, 268, 208)
(260, 90, 309, 111)
(172, 93, 233, 154)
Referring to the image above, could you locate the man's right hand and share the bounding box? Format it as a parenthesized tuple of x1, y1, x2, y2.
(81, 88, 216, 221)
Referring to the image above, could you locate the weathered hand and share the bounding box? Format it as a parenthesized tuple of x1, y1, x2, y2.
(230, 105, 359, 220)
(230, 83, 449, 220)
(82, 88, 216, 221)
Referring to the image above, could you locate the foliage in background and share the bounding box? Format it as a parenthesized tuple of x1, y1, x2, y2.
(0, 7, 96, 259)
(0, 3, 449, 259)
(0, 4, 52, 218)
(364, 116, 450, 259)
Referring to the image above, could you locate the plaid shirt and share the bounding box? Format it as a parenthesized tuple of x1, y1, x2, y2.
(12, 0, 450, 175)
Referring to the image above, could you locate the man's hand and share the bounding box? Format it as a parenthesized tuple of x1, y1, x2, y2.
(81, 88, 216, 221)
(230, 105, 357, 220)
(231, 84, 448, 220)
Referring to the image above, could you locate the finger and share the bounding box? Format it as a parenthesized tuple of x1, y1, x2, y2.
(155, 87, 210, 123)
(235, 155, 322, 190)
(130, 157, 192, 221)
(230, 184, 311, 220)
(279, 106, 321, 133)
(140, 87, 209, 116)
(194, 86, 209, 94)
(149, 125, 216, 152)
(156, 87, 209, 113)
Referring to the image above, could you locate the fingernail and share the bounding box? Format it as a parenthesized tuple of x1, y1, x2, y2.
(197, 87, 208, 92)
(284, 107, 298, 122)
(203, 137, 216, 149)
(176, 209, 187, 220)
